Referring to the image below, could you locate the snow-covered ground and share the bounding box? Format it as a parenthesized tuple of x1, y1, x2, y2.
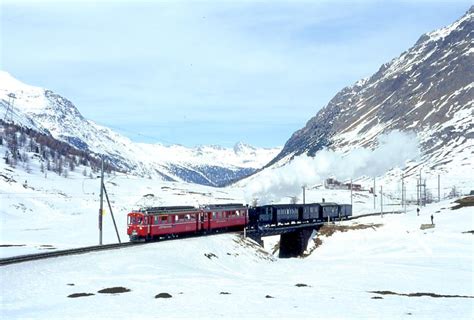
(1, 137, 473, 319)
(1, 199, 472, 319)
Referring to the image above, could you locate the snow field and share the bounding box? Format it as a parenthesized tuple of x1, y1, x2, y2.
(1, 200, 472, 319)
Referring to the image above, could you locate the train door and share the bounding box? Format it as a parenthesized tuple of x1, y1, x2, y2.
(144, 216, 151, 239)
(203, 212, 211, 231)
(198, 212, 205, 232)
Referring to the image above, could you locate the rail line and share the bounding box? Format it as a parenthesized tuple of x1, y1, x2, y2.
(0, 242, 144, 266)
(351, 210, 403, 219)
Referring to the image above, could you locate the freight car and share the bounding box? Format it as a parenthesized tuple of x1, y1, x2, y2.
(321, 202, 340, 220)
(247, 202, 351, 229)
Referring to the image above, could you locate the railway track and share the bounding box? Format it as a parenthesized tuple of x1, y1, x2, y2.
(351, 210, 403, 220)
(0, 242, 144, 266)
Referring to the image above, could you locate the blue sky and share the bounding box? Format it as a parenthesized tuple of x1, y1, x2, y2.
(1, 0, 471, 147)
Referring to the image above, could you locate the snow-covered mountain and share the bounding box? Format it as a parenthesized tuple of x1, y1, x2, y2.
(268, 7, 473, 180)
(0, 71, 280, 186)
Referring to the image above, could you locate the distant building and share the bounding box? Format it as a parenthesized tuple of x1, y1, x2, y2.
(325, 178, 362, 191)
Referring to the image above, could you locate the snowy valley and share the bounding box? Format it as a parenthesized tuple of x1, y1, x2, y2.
(1, 4, 474, 320)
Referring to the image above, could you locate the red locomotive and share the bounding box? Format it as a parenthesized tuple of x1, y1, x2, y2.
(127, 204, 248, 241)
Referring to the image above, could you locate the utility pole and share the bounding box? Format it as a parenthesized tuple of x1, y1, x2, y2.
(401, 176, 404, 212)
(423, 178, 427, 207)
(438, 174, 440, 202)
(403, 183, 407, 214)
(302, 185, 306, 205)
(416, 171, 420, 207)
(373, 177, 376, 210)
(99, 156, 104, 245)
(380, 186, 383, 217)
(404, 179, 407, 214)
(418, 169, 422, 206)
(350, 179, 353, 208)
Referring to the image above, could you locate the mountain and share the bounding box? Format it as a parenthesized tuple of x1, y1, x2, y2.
(268, 7, 473, 178)
(0, 71, 280, 186)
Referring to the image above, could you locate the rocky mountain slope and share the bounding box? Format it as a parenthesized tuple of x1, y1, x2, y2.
(0, 71, 280, 186)
(269, 6, 473, 178)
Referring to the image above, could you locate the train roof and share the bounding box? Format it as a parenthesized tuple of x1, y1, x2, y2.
(139, 206, 200, 215)
(202, 203, 246, 211)
(320, 202, 339, 207)
(136, 204, 247, 215)
(255, 202, 341, 208)
(258, 203, 299, 208)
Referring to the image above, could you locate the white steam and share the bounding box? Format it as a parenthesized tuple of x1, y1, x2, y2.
(245, 130, 419, 203)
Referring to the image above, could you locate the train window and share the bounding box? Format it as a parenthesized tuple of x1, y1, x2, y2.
(212, 212, 216, 218)
(161, 216, 168, 223)
(185, 214, 191, 220)
(131, 217, 142, 224)
(154, 216, 159, 224)
(236, 210, 240, 216)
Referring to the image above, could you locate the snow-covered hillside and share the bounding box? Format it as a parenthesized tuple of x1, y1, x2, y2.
(263, 7, 473, 186)
(0, 71, 280, 186)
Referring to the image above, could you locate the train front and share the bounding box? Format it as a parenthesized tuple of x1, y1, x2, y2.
(127, 211, 147, 241)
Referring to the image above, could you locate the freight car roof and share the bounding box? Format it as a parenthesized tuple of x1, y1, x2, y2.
(320, 202, 339, 207)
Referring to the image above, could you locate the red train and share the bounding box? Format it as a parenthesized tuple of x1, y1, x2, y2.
(127, 204, 247, 241)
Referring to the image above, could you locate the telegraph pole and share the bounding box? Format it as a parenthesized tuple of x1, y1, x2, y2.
(350, 179, 353, 208)
(373, 177, 376, 210)
(403, 183, 407, 214)
(423, 178, 427, 206)
(438, 174, 440, 202)
(401, 176, 404, 212)
(99, 156, 104, 245)
(380, 186, 383, 217)
(302, 185, 306, 205)
(416, 171, 420, 206)
(403, 178, 407, 214)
